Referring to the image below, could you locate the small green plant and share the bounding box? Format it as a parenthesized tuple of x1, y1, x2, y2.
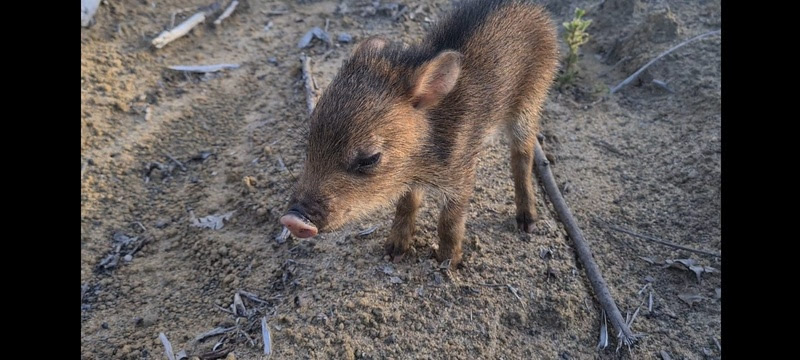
(558, 8, 592, 87)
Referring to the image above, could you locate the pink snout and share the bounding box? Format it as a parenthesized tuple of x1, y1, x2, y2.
(280, 213, 318, 238)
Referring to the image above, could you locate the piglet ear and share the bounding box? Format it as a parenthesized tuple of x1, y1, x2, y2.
(352, 35, 390, 55)
(410, 51, 463, 109)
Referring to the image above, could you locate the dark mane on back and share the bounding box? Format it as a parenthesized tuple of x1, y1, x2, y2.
(427, 0, 515, 52)
(377, 0, 518, 68)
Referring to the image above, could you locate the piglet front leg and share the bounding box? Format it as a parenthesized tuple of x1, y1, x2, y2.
(435, 177, 475, 269)
(385, 187, 424, 262)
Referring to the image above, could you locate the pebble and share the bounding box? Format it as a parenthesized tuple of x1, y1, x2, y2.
(338, 33, 353, 43)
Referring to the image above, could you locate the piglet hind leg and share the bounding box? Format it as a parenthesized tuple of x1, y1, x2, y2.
(507, 106, 542, 233)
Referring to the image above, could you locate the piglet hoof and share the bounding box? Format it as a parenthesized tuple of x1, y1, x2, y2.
(435, 248, 462, 269)
(384, 238, 410, 262)
(516, 209, 539, 233)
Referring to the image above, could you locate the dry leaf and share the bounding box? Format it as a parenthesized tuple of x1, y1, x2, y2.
(298, 27, 332, 48)
(639, 256, 657, 264)
(261, 317, 272, 356)
(596, 310, 608, 350)
(678, 292, 706, 306)
(357, 226, 378, 237)
(191, 211, 235, 230)
(382, 265, 394, 275)
(233, 292, 246, 316)
(665, 259, 716, 282)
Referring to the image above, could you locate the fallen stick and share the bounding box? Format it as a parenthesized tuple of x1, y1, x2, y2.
(163, 152, 187, 171)
(213, 1, 239, 26)
(81, 0, 101, 27)
(167, 64, 240, 73)
(152, 12, 206, 49)
(301, 54, 318, 114)
(533, 139, 637, 347)
(609, 30, 721, 94)
(606, 223, 720, 257)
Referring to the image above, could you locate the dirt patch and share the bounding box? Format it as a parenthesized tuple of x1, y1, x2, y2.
(81, 1, 720, 359)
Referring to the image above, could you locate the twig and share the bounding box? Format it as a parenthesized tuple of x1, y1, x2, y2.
(152, 12, 206, 49)
(356, 225, 379, 237)
(627, 302, 642, 327)
(637, 283, 651, 296)
(193, 326, 236, 343)
(479, 283, 507, 288)
(610, 30, 720, 94)
(129, 235, 150, 255)
(506, 284, 525, 307)
(168, 64, 240, 73)
(163, 152, 187, 171)
(479, 283, 525, 306)
(159, 333, 177, 360)
(533, 139, 637, 346)
(81, 0, 101, 27)
(301, 54, 318, 114)
(134, 221, 147, 232)
(592, 139, 623, 156)
(237, 290, 276, 305)
(605, 224, 720, 257)
(212, 337, 227, 351)
(213, 1, 239, 25)
(237, 326, 256, 346)
(198, 347, 233, 360)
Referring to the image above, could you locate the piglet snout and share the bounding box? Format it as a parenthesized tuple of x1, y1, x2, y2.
(280, 212, 318, 238)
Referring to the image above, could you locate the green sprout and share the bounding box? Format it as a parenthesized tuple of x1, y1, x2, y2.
(558, 8, 592, 86)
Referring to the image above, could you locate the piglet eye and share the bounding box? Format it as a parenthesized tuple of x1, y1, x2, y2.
(354, 152, 382, 171)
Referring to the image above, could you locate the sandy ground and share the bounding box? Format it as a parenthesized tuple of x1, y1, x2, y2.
(81, 0, 721, 359)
